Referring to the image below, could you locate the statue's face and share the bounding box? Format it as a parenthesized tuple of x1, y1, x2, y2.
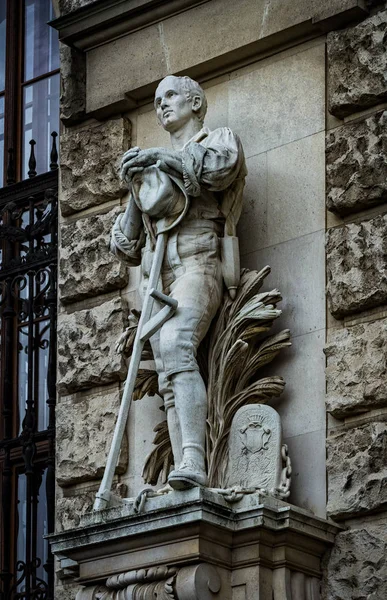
(154, 76, 200, 132)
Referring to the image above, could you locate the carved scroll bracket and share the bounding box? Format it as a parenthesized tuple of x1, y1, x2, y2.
(75, 563, 222, 600)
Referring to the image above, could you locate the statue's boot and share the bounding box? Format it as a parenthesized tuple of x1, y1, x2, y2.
(167, 370, 207, 490)
(166, 405, 183, 470)
(168, 445, 207, 489)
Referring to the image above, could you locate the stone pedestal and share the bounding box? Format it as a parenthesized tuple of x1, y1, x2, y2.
(50, 489, 340, 599)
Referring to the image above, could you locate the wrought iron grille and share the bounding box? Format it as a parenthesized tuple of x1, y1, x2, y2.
(0, 151, 57, 600)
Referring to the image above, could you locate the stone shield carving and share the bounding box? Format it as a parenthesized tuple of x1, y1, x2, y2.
(227, 404, 283, 493)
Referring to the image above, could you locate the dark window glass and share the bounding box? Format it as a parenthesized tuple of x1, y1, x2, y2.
(24, 0, 59, 82)
(22, 73, 59, 178)
(0, 0, 5, 92)
(0, 95, 4, 187)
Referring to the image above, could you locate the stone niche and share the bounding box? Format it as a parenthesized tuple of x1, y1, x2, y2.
(49, 489, 340, 600)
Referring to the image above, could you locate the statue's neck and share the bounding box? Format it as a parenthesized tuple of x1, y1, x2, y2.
(170, 120, 202, 150)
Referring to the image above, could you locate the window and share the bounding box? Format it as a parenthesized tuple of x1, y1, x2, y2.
(0, 2, 58, 599)
(1, 0, 59, 187)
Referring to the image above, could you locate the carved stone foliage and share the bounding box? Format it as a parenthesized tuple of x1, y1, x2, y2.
(327, 421, 387, 519)
(75, 564, 221, 600)
(327, 10, 387, 117)
(326, 215, 387, 318)
(322, 527, 387, 600)
(60, 44, 86, 124)
(57, 297, 128, 394)
(326, 111, 387, 215)
(125, 267, 291, 490)
(56, 387, 128, 486)
(326, 319, 387, 418)
(60, 118, 131, 216)
(59, 207, 128, 304)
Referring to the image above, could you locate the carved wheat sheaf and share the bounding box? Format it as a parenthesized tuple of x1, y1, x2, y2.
(122, 266, 291, 488)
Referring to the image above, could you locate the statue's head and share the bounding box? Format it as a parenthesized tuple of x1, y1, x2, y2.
(154, 75, 208, 132)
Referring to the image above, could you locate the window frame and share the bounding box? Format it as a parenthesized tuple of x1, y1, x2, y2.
(2, 0, 60, 187)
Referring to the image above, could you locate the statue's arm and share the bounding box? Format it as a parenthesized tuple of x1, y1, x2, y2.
(182, 128, 245, 195)
(120, 147, 183, 183)
(111, 172, 145, 266)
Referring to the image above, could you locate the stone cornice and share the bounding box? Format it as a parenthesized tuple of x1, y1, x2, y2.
(50, 0, 213, 50)
(51, 0, 368, 53)
(49, 489, 341, 582)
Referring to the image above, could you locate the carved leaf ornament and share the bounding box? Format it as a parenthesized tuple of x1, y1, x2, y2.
(122, 266, 290, 488)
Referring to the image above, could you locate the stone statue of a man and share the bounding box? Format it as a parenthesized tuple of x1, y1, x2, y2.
(111, 75, 246, 490)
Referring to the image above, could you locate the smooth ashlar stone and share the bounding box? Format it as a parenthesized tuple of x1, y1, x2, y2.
(326, 319, 387, 418)
(327, 422, 387, 519)
(60, 44, 86, 124)
(322, 527, 387, 600)
(56, 387, 128, 486)
(60, 117, 131, 216)
(327, 10, 387, 117)
(326, 111, 387, 215)
(59, 207, 128, 304)
(326, 215, 387, 318)
(57, 297, 128, 394)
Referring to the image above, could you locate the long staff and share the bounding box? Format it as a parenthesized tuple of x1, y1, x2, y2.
(94, 232, 177, 511)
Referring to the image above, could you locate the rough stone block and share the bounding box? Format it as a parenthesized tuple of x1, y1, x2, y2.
(53, 582, 80, 600)
(327, 422, 387, 518)
(58, 0, 96, 15)
(57, 297, 128, 394)
(55, 488, 95, 532)
(56, 387, 128, 486)
(328, 10, 387, 118)
(60, 117, 131, 216)
(322, 527, 387, 600)
(326, 319, 387, 418)
(326, 215, 387, 317)
(59, 207, 128, 304)
(60, 44, 86, 124)
(326, 111, 387, 215)
(55, 482, 127, 532)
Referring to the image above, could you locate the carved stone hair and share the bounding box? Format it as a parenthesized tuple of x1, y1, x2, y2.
(179, 76, 208, 124)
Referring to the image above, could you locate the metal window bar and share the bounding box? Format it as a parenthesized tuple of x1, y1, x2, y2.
(0, 174, 57, 600)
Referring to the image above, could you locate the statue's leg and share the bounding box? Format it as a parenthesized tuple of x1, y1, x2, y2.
(149, 330, 183, 471)
(159, 226, 223, 488)
(169, 369, 208, 488)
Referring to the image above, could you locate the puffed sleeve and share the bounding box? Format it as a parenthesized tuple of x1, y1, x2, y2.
(110, 196, 145, 267)
(181, 128, 244, 195)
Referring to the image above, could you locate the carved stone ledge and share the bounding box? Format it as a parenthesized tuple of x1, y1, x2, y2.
(49, 489, 341, 600)
(75, 563, 220, 600)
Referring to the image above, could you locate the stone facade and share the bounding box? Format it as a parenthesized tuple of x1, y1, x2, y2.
(326, 215, 387, 318)
(326, 319, 387, 417)
(59, 207, 128, 304)
(56, 386, 128, 486)
(322, 526, 387, 600)
(325, 4, 387, 599)
(57, 297, 128, 394)
(327, 422, 387, 519)
(51, 1, 387, 599)
(59, 44, 86, 124)
(327, 9, 387, 117)
(60, 117, 130, 215)
(326, 111, 387, 215)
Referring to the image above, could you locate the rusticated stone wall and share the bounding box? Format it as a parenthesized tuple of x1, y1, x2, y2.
(55, 72, 133, 597)
(324, 3, 387, 598)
